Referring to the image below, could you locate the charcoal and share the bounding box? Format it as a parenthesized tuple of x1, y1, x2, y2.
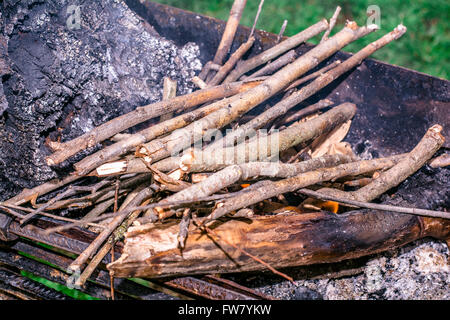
(0, 0, 202, 200)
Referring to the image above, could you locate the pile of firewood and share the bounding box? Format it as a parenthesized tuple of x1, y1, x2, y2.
(1, 0, 449, 295)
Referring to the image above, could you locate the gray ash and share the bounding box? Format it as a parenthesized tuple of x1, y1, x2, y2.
(0, 0, 201, 200)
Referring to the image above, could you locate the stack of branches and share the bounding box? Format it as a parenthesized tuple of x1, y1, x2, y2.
(1, 1, 449, 289)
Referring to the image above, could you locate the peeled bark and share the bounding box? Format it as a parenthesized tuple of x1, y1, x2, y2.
(107, 210, 450, 278)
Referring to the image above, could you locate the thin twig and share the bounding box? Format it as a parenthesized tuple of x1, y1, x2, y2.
(321, 6, 342, 43)
(276, 20, 288, 43)
(297, 188, 450, 219)
(249, 0, 264, 38)
(0, 203, 104, 229)
(20, 186, 84, 225)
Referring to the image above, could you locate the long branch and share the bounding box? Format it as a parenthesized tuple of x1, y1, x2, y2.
(103, 102, 356, 176)
(297, 188, 450, 219)
(73, 80, 261, 176)
(223, 19, 329, 83)
(206, 154, 408, 222)
(137, 23, 376, 164)
(45, 80, 260, 165)
(199, 0, 247, 80)
(208, 25, 405, 150)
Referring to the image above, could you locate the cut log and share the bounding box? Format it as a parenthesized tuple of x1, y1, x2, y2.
(107, 210, 450, 278)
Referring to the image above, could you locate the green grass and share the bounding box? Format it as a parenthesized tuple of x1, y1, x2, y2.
(15, 242, 99, 300)
(20, 269, 99, 300)
(152, 0, 449, 79)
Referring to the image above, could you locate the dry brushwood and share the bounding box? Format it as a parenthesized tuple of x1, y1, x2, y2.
(73, 80, 261, 176)
(155, 154, 354, 220)
(106, 102, 357, 176)
(5, 0, 446, 291)
(136, 23, 375, 164)
(223, 19, 329, 83)
(204, 154, 407, 222)
(74, 187, 155, 287)
(208, 25, 406, 150)
(42, 190, 254, 235)
(175, 102, 357, 172)
(67, 184, 150, 273)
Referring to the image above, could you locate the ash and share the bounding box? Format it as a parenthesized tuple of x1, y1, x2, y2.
(0, 0, 201, 199)
(255, 238, 449, 300)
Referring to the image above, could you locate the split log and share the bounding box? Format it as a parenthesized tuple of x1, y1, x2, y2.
(107, 210, 450, 278)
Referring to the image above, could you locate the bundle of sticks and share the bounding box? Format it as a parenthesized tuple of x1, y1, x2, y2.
(1, 1, 449, 291)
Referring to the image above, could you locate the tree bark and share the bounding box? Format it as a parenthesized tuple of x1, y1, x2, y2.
(107, 210, 450, 278)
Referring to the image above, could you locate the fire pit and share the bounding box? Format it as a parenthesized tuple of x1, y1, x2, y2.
(0, 0, 448, 300)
